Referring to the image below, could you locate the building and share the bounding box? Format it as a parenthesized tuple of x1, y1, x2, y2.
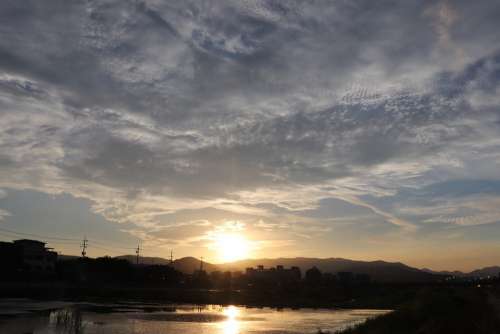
(0, 241, 19, 270)
(13, 239, 58, 272)
(0, 239, 57, 275)
(245, 265, 301, 286)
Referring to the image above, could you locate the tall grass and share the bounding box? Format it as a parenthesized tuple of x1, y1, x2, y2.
(335, 287, 500, 334)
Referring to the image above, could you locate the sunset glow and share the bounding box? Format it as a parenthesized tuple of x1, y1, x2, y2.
(222, 306, 240, 334)
(1, 0, 500, 273)
(214, 233, 251, 263)
(3, 1, 500, 332)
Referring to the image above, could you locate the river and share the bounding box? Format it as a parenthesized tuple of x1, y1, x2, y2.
(0, 299, 390, 334)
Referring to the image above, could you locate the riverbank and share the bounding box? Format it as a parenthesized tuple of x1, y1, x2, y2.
(336, 286, 500, 334)
(4, 286, 497, 333)
(0, 281, 420, 309)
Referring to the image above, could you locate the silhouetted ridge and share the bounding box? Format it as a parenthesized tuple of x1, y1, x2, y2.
(85, 255, 500, 282)
(112, 256, 443, 282)
(218, 257, 438, 282)
(422, 266, 500, 278)
(115, 255, 218, 273)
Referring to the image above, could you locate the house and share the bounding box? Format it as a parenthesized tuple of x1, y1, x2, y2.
(0, 239, 58, 275)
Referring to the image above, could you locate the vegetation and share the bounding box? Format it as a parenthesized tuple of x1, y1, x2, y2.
(4, 255, 500, 334)
(337, 287, 500, 334)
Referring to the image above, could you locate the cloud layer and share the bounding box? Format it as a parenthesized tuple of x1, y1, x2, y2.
(1, 0, 500, 269)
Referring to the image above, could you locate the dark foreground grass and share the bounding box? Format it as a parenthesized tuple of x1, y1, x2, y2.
(337, 287, 500, 334)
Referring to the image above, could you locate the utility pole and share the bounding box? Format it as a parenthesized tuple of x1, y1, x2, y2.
(135, 244, 141, 265)
(200, 256, 204, 272)
(170, 250, 173, 265)
(81, 236, 88, 258)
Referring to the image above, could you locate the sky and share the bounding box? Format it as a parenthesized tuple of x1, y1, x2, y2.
(1, 0, 500, 271)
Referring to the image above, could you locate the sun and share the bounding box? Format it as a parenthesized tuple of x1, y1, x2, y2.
(214, 233, 250, 262)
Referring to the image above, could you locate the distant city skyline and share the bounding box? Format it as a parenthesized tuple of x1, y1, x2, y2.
(1, 1, 500, 272)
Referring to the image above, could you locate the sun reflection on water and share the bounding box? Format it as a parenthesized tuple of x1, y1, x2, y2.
(222, 305, 240, 334)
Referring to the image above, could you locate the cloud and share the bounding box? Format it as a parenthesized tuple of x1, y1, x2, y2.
(1, 0, 500, 261)
(425, 0, 463, 66)
(0, 208, 11, 221)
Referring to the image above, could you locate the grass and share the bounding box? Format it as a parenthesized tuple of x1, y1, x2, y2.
(335, 287, 500, 334)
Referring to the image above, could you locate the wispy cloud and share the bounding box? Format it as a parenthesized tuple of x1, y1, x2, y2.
(1, 0, 500, 266)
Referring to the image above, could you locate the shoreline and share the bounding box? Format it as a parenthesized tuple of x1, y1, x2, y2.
(0, 280, 415, 310)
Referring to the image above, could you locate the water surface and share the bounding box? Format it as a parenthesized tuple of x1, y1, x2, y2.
(0, 299, 390, 334)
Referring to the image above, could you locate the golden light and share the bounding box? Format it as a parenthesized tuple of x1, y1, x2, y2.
(214, 233, 250, 262)
(223, 305, 239, 319)
(222, 306, 240, 334)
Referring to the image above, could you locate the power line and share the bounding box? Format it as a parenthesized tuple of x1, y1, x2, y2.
(89, 239, 138, 251)
(0, 227, 79, 241)
(0, 232, 140, 256)
(0, 227, 140, 252)
(90, 244, 125, 254)
(37, 240, 79, 245)
(0, 227, 155, 264)
(0, 231, 77, 245)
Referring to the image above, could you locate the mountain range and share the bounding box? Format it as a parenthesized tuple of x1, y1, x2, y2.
(64, 255, 500, 282)
(116, 255, 219, 273)
(119, 256, 441, 282)
(422, 266, 500, 278)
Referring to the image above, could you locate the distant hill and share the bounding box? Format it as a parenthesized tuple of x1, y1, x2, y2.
(64, 254, 489, 282)
(423, 266, 500, 278)
(117, 256, 444, 282)
(469, 266, 500, 278)
(116, 255, 218, 274)
(421, 268, 466, 277)
(171, 256, 218, 274)
(219, 257, 442, 283)
(116, 255, 172, 266)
